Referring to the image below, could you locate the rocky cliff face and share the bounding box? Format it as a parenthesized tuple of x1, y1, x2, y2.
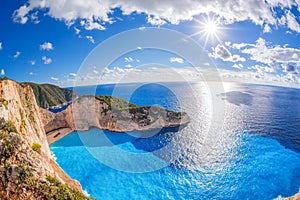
(0, 79, 89, 199)
(284, 191, 300, 200)
(40, 95, 190, 133)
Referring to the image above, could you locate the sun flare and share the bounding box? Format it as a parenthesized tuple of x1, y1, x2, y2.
(192, 16, 224, 47)
(203, 21, 218, 35)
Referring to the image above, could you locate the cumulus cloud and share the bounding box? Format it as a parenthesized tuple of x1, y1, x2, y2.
(80, 20, 105, 30)
(210, 45, 246, 62)
(40, 42, 54, 50)
(281, 63, 299, 74)
(50, 77, 59, 81)
(263, 24, 272, 33)
(12, 0, 300, 32)
(286, 11, 300, 32)
(42, 56, 52, 64)
(125, 64, 133, 68)
(232, 63, 243, 69)
(0, 69, 5, 75)
(13, 51, 21, 59)
(69, 73, 77, 77)
(147, 15, 167, 26)
(231, 37, 300, 70)
(29, 60, 35, 65)
(124, 57, 134, 62)
(169, 57, 184, 64)
(249, 65, 275, 74)
(29, 72, 34, 75)
(74, 27, 81, 35)
(0, 42, 2, 50)
(86, 36, 95, 43)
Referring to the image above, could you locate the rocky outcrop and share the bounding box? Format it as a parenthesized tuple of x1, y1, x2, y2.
(0, 79, 89, 199)
(40, 95, 190, 133)
(284, 191, 300, 200)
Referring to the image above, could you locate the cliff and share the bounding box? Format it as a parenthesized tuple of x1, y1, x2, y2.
(0, 79, 91, 199)
(284, 191, 300, 200)
(20, 82, 77, 109)
(40, 95, 190, 133)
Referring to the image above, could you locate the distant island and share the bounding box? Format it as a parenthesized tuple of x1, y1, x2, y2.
(0, 77, 190, 199)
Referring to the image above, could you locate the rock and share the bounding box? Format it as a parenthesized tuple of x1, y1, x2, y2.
(41, 95, 190, 133)
(0, 79, 87, 199)
(284, 191, 300, 200)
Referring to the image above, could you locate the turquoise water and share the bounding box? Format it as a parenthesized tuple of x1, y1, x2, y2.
(51, 82, 300, 199)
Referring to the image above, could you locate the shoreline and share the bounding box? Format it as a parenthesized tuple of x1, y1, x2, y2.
(47, 128, 73, 145)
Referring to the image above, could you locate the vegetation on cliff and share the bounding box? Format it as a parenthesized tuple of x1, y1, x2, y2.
(0, 120, 92, 199)
(95, 95, 138, 110)
(20, 82, 76, 109)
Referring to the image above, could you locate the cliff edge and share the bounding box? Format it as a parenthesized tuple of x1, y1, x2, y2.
(0, 79, 91, 199)
(40, 95, 190, 134)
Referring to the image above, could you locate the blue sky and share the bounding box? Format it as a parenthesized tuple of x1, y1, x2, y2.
(1, 1, 300, 87)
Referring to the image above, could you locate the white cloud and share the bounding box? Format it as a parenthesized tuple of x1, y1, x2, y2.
(232, 37, 300, 69)
(50, 77, 59, 81)
(232, 63, 243, 69)
(0, 69, 5, 75)
(69, 73, 77, 77)
(137, 46, 143, 50)
(210, 45, 246, 62)
(286, 11, 300, 32)
(40, 42, 54, 50)
(169, 57, 184, 64)
(12, 0, 300, 33)
(42, 56, 52, 64)
(29, 72, 34, 75)
(29, 60, 35, 65)
(13, 5, 30, 24)
(74, 27, 81, 34)
(30, 11, 40, 24)
(80, 20, 106, 30)
(281, 63, 299, 74)
(125, 64, 133, 68)
(147, 15, 167, 26)
(249, 65, 275, 74)
(13, 51, 21, 59)
(0, 42, 2, 50)
(86, 36, 95, 43)
(263, 24, 272, 33)
(124, 57, 134, 62)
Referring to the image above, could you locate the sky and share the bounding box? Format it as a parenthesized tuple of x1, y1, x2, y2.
(1, 0, 300, 87)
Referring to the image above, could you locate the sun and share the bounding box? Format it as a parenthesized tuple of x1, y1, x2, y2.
(191, 16, 224, 47)
(203, 21, 218, 35)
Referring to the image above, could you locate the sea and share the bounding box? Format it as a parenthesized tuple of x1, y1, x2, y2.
(50, 82, 300, 200)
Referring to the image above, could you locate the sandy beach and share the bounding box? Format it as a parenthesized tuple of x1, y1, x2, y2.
(47, 128, 73, 145)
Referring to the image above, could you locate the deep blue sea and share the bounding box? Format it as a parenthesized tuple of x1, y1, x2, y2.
(50, 82, 300, 200)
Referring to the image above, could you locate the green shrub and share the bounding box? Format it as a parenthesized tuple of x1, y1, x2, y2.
(36, 175, 93, 200)
(28, 113, 35, 122)
(0, 120, 17, 133)
(31, 143, 41, 153)
(0, 130, 21, 164)
(0, 98, 8, 109)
